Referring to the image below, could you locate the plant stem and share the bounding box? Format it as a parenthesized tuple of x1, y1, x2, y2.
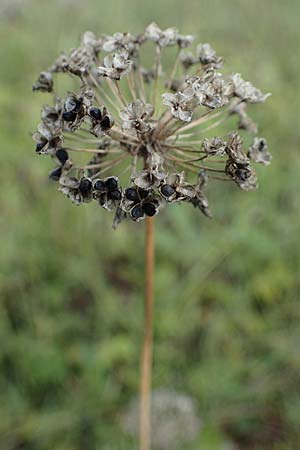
(139, 216, 155, 450)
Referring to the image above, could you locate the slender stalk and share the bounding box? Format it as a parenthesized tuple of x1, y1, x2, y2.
(138, 68, 147, 102)
(153, 46, 161, 111)
(139, 216, 155, 450)
(166, 48, 180, 90)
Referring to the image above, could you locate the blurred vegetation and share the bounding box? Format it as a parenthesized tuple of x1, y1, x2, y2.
(0, 0, 300, 449)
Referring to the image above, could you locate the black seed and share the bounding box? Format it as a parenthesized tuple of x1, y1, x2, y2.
(258, 140, 265, 151)
(161, 184, 175, 197)
(107, 189, 122, 201)
(89, 107, 102, 121)
(138, 188, 149, 199)
(35, 142, 46, 153)
(55, 148, 69, 164)
(79, 177, 92, 193)
(143, 202, 156, 217)
(105, 177, 118, 190)
(49, 166, 62, 181)
(94, 179, 106, 191)
(236, 161, 249, 168)
(125, 187, 139, 201)
(62, 111, 77, 122)
(101, 115, 113, 129)
(131, 205, 144, 220)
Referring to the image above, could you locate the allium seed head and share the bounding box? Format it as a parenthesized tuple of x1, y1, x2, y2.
(32, 24, 271, 227)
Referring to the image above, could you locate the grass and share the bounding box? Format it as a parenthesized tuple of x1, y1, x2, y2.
(0, 0, 300, 449)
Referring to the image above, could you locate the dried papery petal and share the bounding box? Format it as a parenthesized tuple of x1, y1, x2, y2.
(132, 169, 166, 189)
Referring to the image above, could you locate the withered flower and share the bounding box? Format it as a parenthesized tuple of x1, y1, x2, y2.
(248, 137, 272, 166)
(229, 100, 258, 134)
(145, 23, 177, 47)
(176, 34, 195, 49)
(231, 73, 271, 103)
(98, 51, 132, 80)
(197, 43, 223, 68)
(33, 71, 53, 93)
(33, 24, 271, 226)
(190, 70, 234, 109)
(202, 137, 227, 156)
(120, 100, 154, 133)
(162, 89, 196, 122)
(225, 132, 258, 190)
(179, 51, 198, 70)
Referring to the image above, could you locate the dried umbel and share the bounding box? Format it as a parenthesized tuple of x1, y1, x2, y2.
(121, 388, 201, 450)
(33, 24, 271, 227)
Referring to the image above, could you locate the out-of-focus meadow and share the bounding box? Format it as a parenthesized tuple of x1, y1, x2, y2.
(0, 0, 300, 449)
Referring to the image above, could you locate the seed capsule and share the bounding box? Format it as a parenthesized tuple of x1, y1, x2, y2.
(89, 107, 102, 121)
(138, 188, 149, 199)
(125, 187, 139, 201)
(35, 142, 46, 153)
(131, 205, 144, 220)
(55, 148, 69, 164)
(107, 189, 122, 201)
(161, 184, 175, 197)
(79, 177, 93, 193)
(143, 202, 156, 216)
(105, 177, 118, 190)
(62, 111, 77, 122)
(94, 179, 106, 191)
(101, 114, 114, 130)
(49, 166, 62, 181)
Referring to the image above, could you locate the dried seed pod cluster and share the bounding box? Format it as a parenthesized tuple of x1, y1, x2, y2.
(33, 23, 271, 227)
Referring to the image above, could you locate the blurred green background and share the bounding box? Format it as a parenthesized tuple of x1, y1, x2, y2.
(1, 0, 300, 449)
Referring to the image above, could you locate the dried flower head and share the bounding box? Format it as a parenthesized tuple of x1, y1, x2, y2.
(121, 388, 201, 450)
(33, 24, 271, 227)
